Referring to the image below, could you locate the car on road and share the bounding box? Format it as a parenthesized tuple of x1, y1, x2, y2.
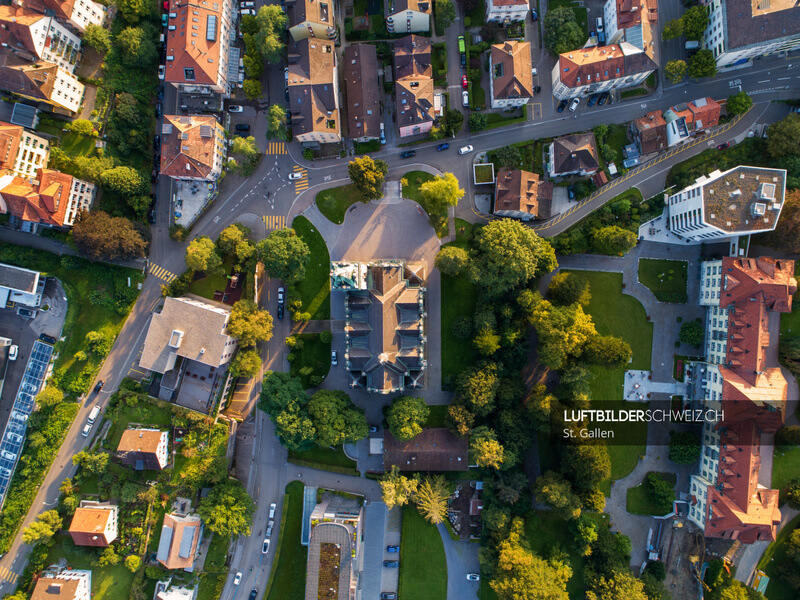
(262, 539, 270, 554)
(269, 503, 276, 519)
(155, 103, 163, 119)
(380, 122, 386, 144)
(249, 589, 258, 600)
(148, 207, 157, 225)
(386, 545, 399, 553)
(568, 98, 580, 112)
(531, 8, 538, 20)
(587, 94, 598, 107)
(157, 86, 164, 101)
(458, 35, 465, 54)
(596, 16, 603, 31)
(81, 424, 91, 437)
(380, 594, 397, 600)
(462, 90, 469, 107)
(462, 75, 469, 89)
(532, 67, 538, 77)
(400, 150, 416, 159)
(467, 574, 480, 581)
(533, 85, 542, 94)
(461, 52, 466, 68)
(8, 345, 17, 361)
(158, 65, 165, 79)
(557, 99, 567, 113)
(285, 88, 290, 103)
(94, 380, 104, 394)
(229, 105, 244, 113)
(716, 142, 729, 150)
(277, 287, 285, 304)
(267, 519, 274, 537)
(383, 560, 399, 568)
(331, 351, 338, 366)
(436, 143, 449, 151)
(369, 425, 379, 433)
(288, 172, 304, 180)
(458, 145, 474, 155)
(277, 304, 284, 320)
(598, 92, 609, 106)
(235, 123, 251, 132)
(233, 572, 242, 586)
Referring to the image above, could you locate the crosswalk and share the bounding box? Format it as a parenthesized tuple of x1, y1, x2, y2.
(267, 142, 287, 155)
(0, 565, 18, 584)
(263, 215, 286, 230)
(149, 263, 177, 283)
(293, 166, 308, 192)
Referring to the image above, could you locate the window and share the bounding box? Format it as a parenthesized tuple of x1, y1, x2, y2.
(184, 68, 196, 80)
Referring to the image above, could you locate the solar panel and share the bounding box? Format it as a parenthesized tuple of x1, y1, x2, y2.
(156, 525, 174, 562)
(179, 525, 196, 558)
(206, 15, 217, 41)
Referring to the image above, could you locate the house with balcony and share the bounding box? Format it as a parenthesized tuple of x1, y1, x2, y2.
(0, 121, 50, 178)
(287, 38, 341, 145)
(0, 5, 81, 73)
(69, 501, 118, 547)
(385, 0, 430, 33)
(630, 97, 721, 154)
(287, 0, 336, 41)
(486, 0, 528, 23)
(117, 428, 170, 471)
(160, 115, 226, 182)
(489, 41, 533, 109)
(0, 47, 84, 114)
(603, 0, 658, 59)
(21, 0, 106, 32)
(344, 44, 381, 142)
(394, 35, 434, 138)
(157, 498, 203, 571)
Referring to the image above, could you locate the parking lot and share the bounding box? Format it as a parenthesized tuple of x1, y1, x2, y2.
(361, 503, 402, 600)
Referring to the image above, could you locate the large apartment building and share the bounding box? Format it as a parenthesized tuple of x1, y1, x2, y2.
(603, 0, 657, 58)
(666, 166, 786, 243)
(688, 256, 796, 543)
(164, 0, 237, 96)
(551, 43, 657, 100)
(21, 0, 106, 32)
(0, 6, 81, 73)
(0, 121, 49, 178)
(489, 41, 533, 109)
(385, 0, 430, 33)
(287, 0, 336, 41)
(160, 114, 226, 181)
(0, 168, 95, 230)
(0, 47, 84, 113)
(701, 0, 800, 67)
(287, 37, 341, 144)
(394, 35, 434, 138)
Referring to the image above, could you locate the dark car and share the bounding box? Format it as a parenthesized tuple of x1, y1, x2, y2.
(235, 123, 251, 132)
(587, 94, 598, 107)
(716, 142, 729, 150)
(386, 545, 399, 553)
(383, 560, 399, 568)
(380, 594, 397, 600)
(460, 53, 466, 68)
(154, 135, 161, 150)
(533, 85, 542, 94)
(597, 92, 609, 106)
(436, 143, 449, 151)
(568, 186, 576, 200)
(285, 88, 290, 103)
(530, 8, 538, 20)
(155, 103, 163, 119)
(94, 380, 105, 394)
(400, 150, 416, 159)
(157, 86, 164, 101)
(556, 100, 568, 113)
(277, 304, 284, 320)
(249, 589, 258, 600)
(148, 207, 157, 224)
(369, 425, 379, 433)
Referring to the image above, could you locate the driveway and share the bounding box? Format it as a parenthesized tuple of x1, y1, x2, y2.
(437, 524, 480, 600)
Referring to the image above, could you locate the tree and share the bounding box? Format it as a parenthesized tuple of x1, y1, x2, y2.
(442, 109, 464, 137)
(242, 79, 263, 101)
(457, 363, 500, 416)
(491, 518, 572, 600)
(668, 430, 701, 464)
(98, 546, 121, 567)
(231, 136, 259, 158)
(561, 444, 611, 493)
(683, 5, 710, 40)
(348, 156, 389, 201)
(68, 119, 96, 137)
(72, 211, 147, 261)
(446, 403, 475, 436)
(470, 426, 506, 469)
(257, 228, 310, 284)
(543, 7, 585, 55)
(435, 0, 456, 29)
(524, 294, 597, 370)
(117, 0, 151, 23)
(419, 172, 465, 215)
(661, 18, 684, 41)
(678, 321, 703, 346)
(116, 26, 158, 67)
(83, 23, 111, 52)
(591, 225, 637, 256)
(267, 104, 288, 140)
(86, 330, 112, 355)
(587, 570, 649, 600)
(469, 113, 488, 132)
(469, 220, 558, 298)
(227, 299, 274, 347)
(387, 396, 430, 442)
(474, 328, 501, 356)
(230, 348, 262, 377)
(307, 389, 368, 447)
(726, 91, 753, 115)
(534, 471, 582, 520)
(786, 478, 800, 510)
(254, 5, 287, 60)
(767, 114, 800, 158)
(36, 386, 63, 408)
(776, 425, 800, 447)
(664, 59, 687, 83)
(645, 473, 675, 507)
(435, 246, 470, 276)
(547, 272, 590, 306)
(415, 476, 451, 524)
(583, 335, 632, 369)
(125, 555, 141, 573)
(100, 166, 145, 197)
(496, 146, 522, 169)
(762, 190, 800, 252)
(381, 465, 419, 509)
(688, 49, 717, 78)
(217, 223, 253, 260)
(72, 450, 109, 475)
(185, 236, 223, 274)
(22, 510, 63, 544)
(198, 480, 255, 538)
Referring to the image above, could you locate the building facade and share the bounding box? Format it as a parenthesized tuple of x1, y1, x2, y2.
(287, 0, 336, 41)
(31, 566, 92, 600)
(385, 0, 430, 33)
(486, 0, 529, 23)
(0, 48, 84, 113)
(0, 6, 81, 73)
(22, 0, 106, 32)
(69, 501, 118, 547)
(0, 122, 50, 178)
(287, 38, 341, 144)
(489, 41, 533, 109)
(160, 115, 226, 182)
(603, 0, 658, 57)
(117, 428, 170, 470)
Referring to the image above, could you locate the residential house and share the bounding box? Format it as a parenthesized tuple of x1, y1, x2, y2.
(287, 37, 341, 145)
(493, 168, 552, 221)
(0, 168, 96, 231)
(160, 115, 226, 182)
(394, 35, 434, 138)
(383, 428, 469, 471)
(331, 260, 426, 394)
(629, 110, 667, 154)
(486, 0, 529, 23)
(0, 47, 84, 114)
(0, 121, 49, 178)
(0, 6, 81, 73)
(155, 580, 197, 600)
(344, 44, 381, 142)
(68, 501, 118, 547)
(287, 0, 336, 41)
(164, 0, 237, 96)
(630, 97, 721, 154)
(689, 256, 796, 542)
(0, 262, 44, 307)
(157, 498, 203, 571)
(550, 43, 657, 100)
(21, 0, 106, 32)
(117, 428, 170, 471)
(666, 166, 786, 243)
(548, 132, 600, 178)
(489, 41, 533, 109)
(603, 0, 658, 59)
(31, 566, 91, 600)
(385, 0, 430, 33)
(702, 0, 800, 67)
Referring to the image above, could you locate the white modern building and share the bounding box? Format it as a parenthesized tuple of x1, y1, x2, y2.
(666, 166, 786, 243)
(486, 0, 528, 23)
(21, 0, 106, 32)
(0, 262, 44, 307)
(0, 6, 81, 73)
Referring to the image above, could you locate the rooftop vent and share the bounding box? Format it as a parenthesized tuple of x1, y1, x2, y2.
(169, 330, 184, 348)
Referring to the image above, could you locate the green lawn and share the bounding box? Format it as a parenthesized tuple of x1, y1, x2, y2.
(197, 533, 230, 600)
(398, 507, 447, 600)
(402, 170, 448, 238)
(470, 81, 486, 108)
(354, 140, 381, 155)
(265, 481, 308, 600)
(485, 106, 528, 130)
(288, 445, 357, 472)
(425, 404, 448, 428)
(105, 401, 173, 450)
(626, 472, 677, 516)
(288, 332, 331, 389)
(60, 132, 96, 157)
(757, 513, 800, 600)
(292, 216, 331, 319)
(780, 290, 800, 337)
(605, 125, 629, 166)
(315, 184, 361, 224)
(773, 445, 800, 497)
(637, 259, 688, 303)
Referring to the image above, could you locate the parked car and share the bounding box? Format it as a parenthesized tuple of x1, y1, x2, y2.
(461, 75, 468, 89)
(568, 186, 576, 200)
(596, 16, 604, 31)
(94, 380, 104, 394)
(369, 425, 379, 433)
(597, 92, 609, 106)
(8, 345, 17, 361)
(458, 35, 466, 54)
(530, 8, 538, 20)
(288, 172, 303, 180)
(533, 85, 542, 94)
(277, 287, 285, 304)
(269, 503, 276, 519)
(458, 145, 474, 155)
(240, 7, 255, 14)
(148, 207, 157, 225)
(266, 519, 274, 537)
(386, 545, 399, 553)
(568, 98, 580, 112)
(467, 574, 480, 582)
(331, 351, 338, 366)
(436, 143, 450, 151)
(460, 52, 466, 68)
(557, 99, 568, 113)
(285, 88, 290, 103)
(229, 105, 244, 113)
(155, 103, 163, 119)
(380, 594, 397, 600)
(240, 1, 254, 7)
(233, 572, 242, 586)
(284, 67, 289, 82)
(598, 31, 606, 45)
(277, 304, 284, 320)
(589, 30, 596, 40)
(532, 67, 538, 77)
(380, 122, 386, 144)
(161, 13, 168, 26)
(587, 94, 598, 107)
(262, 539, 270, 554)
(157, 86, 164, 101)
(462, 90, 469, 107)
(158, 65, 165, 79)
(716, 141, 729, 150)
(400, 150, 416, 159)
(383, 561, 399, 568)
(82, 424, 91, 437)
(249, 589, 258, 600)
(163, 0, 169, 10)
(235, 123, 251, 132)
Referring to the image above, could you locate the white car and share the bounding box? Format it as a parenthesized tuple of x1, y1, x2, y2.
(158, 65, 165, 80)
(284, 67, 289, 82)
(458, 145, 474, 155)
(233, 572, 242, 586)
(266, 519, 274, 537)
(81, 424, 92, 438)
(240, 7, 255, 15)
(8, 345, 17, 361)
(466, 574, 480, 582)
(289, 172, 304, 180)
(568, 98, 580, 112)
(269, 503, 276, 519)
(229, 105, 244, 113)
(532, 68, 538, 77)
(596, 16, 604, 32)
(462, 90, 469, 107)
(262, 539, 270, 554)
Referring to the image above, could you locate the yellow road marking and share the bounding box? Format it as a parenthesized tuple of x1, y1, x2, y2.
(148, 263, 177, 283)
(267, 142, 287, 155)
(263, 215, 286, 230)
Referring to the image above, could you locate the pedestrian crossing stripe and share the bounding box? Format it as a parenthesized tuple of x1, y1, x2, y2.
(0, 565, 18, 583)
(267, 142, 287, 155)
(148, 263, 177, 283)
(294, 180, 309, 192)
(293, 165, 305, 172)
(263, 215, 286, 230)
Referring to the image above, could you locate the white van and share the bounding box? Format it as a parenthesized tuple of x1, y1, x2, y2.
(88, 405, 101, 424)
(596, 17, 603, 32)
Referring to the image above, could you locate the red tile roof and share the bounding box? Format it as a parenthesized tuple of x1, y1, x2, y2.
(557, 44, 656, 89)
(0, 168, 73, 226)
(164, 0, 228, 88)
(160, 114, 221, 179)
(0, 122, 23, 171)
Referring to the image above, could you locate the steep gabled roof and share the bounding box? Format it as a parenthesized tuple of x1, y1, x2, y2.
(490, 41, 533, 101)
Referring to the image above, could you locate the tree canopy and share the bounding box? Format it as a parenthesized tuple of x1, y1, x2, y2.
(661, 19, 684, 40)
(534, 471, 582, 520)
(668, 430, 701, 464)
(307, 389, 369, 447)
(523, 292, 597, 370)
(380, 465, 419, 509)
(543, 7, 585, 55)
(253, 5, 287, 61)
(415, 475, 451, 524)
(590, 226, 637, 256)
(227, 299, 274, 347)
(386, 396, 430, 442)
(664, 59, 687, 83)
(198, 480, 255, 538)
(72, 211, 147, 261)
(435, 246, 470, 276)
(682, 5, 710, 40)
(678, 321, 703, 346)
(470, 426, 506, 469)
(767, 113, 800, 158)
(267, 104, 289, 140)
(419, 172, 465, 213)
(83, 23, 111, 52)
(257, 372, 316, 451)
(348, 156, 389, 201)
(726, 91, 753, 116)
(688, 49, 717, 78)
(258, 228, 310, 284)
(185, 236, 223, 273)
(434, 0, 456, 29)
(547, 272, 590, 306)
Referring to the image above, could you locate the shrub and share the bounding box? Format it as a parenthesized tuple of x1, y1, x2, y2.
(319, 330, 333, 343)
